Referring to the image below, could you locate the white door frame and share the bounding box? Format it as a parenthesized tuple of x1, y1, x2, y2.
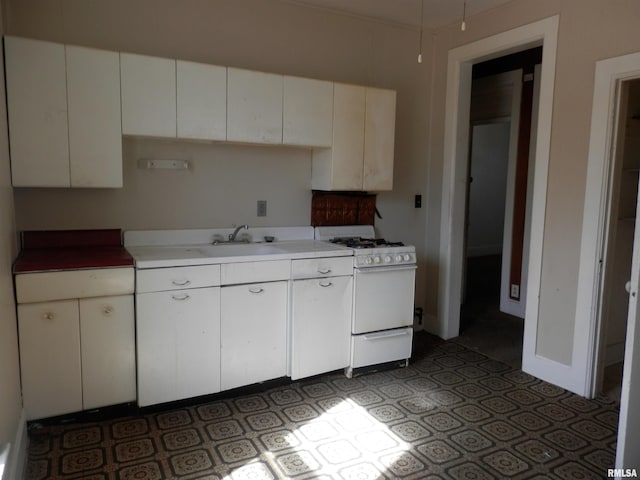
(577, 53, 640, 399)
(439, 16, 571, 389)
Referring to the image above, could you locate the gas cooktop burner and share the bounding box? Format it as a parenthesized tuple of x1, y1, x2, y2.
(330, 237, 405, 249)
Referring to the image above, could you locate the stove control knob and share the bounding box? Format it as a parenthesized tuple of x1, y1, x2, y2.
(403, 254, 411, 262)
(373, 256, 381, 264)
(395, 255, 403, 262)
(384, 255, 392, 263)
(365, 257, 373, 265)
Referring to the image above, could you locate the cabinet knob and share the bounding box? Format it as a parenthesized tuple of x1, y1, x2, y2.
(249, 287, 264, 294)
(317, 268, 332, 274)
(42, 312, 55, 320)
(103, 305, 114, 315)
(172, 279, 191, 286)
(319, 281, 333, 288)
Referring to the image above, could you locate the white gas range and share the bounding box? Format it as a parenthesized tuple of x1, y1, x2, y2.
(315, 226, 417, 377)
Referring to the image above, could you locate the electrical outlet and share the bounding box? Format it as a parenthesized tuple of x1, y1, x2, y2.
(415, 194, 422, 208)
(510, 284, 520, 299)
(257, 200, 267, 217)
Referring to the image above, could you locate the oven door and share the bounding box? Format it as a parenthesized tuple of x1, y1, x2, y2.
(353, 264, 417, 334)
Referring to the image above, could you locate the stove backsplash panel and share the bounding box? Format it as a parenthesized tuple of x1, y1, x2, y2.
(311, 191, 376, 226)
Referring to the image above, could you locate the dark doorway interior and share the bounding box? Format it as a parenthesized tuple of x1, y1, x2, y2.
(453, 48, 542, 369)
(457, 255, 524, 369)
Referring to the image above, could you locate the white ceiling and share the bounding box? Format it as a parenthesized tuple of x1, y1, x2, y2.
(286, 0, 515, 29)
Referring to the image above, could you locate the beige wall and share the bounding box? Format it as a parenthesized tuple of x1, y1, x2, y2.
(11, 0, 640, 368)
(427, 0, 640, 364)
(15, 139, 314, 230)
(7, 0, 432, 311)
(0, 2, 23, 470)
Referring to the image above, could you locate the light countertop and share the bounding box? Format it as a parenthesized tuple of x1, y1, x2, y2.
(126, 240, 353, 269)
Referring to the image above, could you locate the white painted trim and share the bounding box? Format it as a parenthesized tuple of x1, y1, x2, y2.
(439, 14, 559, 378)
(499, 69, 524, 319)
(576, 52, 640, 399)
(3, 410, 27, 480)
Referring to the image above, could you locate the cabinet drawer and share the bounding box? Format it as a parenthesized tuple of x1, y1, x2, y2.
(221, 260, 290, 285)
(16, 268, 134, 304)
(137, 265, 220, 293)
(291, 256, 353, 279)
(351, 327, 413, 369)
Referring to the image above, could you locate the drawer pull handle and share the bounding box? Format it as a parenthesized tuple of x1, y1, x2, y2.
(42, 312, 54, 320)
(363, 330, 411, 341)
(319, 281, 333, 288)
(172, 294, 191, 301)
(172, 279, 191, 286)
(103, 306, 114, 315)
(318, 268, 332, 274)
(249, 287, 264, 294)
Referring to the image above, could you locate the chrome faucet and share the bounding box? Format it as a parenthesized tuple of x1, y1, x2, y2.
(229, 224, 249, 242)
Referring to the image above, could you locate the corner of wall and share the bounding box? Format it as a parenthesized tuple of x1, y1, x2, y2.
(2, 410, 27, 480)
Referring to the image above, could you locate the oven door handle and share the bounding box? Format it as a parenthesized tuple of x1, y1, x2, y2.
(363, 329, 412, 340)
(355, 265, 417, 274)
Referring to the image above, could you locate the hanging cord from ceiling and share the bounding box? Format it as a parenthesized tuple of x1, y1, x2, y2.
(461, 0, 467, 31)
(417, 0, 424, 63)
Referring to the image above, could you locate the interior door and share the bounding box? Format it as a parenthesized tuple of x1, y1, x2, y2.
(616, 170, 640, 467)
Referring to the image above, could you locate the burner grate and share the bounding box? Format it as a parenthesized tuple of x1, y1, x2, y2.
(330, 237, 405, 248)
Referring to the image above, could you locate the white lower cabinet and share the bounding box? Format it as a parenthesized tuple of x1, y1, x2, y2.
(291, 275, 353, 380)
(136, 287, 221, 407)
(221, 281, 288, 390)
(18, 300, 82, 420)
(80, 295, 136, 410)
(18, 295, 135, 420)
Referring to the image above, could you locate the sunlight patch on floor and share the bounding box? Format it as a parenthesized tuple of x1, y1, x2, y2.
(223, 397, 411, 479)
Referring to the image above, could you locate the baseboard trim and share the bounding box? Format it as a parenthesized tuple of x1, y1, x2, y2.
(3, 409, 27, 480)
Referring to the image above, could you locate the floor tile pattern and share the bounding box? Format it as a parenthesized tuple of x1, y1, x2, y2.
(25, 333, 618, 479)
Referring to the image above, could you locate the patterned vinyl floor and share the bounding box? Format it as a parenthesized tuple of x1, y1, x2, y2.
(25, 332, 619, 480)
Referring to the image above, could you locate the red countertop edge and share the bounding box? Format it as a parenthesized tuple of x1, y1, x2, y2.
(14, 229, 134, 273)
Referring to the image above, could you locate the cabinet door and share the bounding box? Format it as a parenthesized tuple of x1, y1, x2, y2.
(136, 287, 220, 406)
(80, 295, 136, 409)
(66, 45, 122, 187)
(221, 281, 287, 390)
(291, 276, 353, 380)
(227, 68, 283, 144)
(4, 36, 69, 187)
(283, 76, 333, 147)
(312, 83, 365, 191)
(363, 87, 396, 191)
(18, 300, 82, 420)
(120, 53, 176, 137)
(177, 60, 227, 140)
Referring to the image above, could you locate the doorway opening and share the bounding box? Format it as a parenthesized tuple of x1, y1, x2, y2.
(455, 49, 542, 370)
(594, 78, 640, 403)
(439, 16, 564, 390)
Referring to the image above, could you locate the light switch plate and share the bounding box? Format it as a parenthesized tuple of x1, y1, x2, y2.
(257, 200, 267, 217)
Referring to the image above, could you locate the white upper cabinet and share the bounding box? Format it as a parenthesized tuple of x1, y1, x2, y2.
(364, 87, 396, 191)
(4, 37, 123, 188)
(120, 52, 176, 137)
(227, 67, 283, 144)
(312, 83, 396, 192)
(283, 76, 333, 147)
(177, 60, 227, 141)
(5, 36, 70, 187)
(312, 83, 366, 191)
(66, 45, 122, 187)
